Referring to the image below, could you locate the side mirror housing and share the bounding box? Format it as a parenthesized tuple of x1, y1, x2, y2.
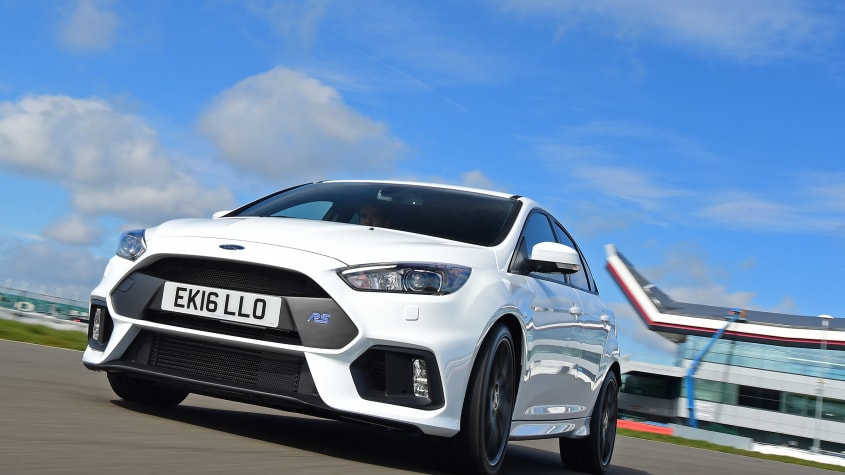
(529, 242, 581, 274)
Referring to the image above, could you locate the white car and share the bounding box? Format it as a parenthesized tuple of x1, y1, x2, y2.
(83, 180, 620, 474)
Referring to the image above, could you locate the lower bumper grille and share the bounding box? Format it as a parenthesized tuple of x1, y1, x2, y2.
(128, 331, 317, 397)
(85, 331, 426, 434)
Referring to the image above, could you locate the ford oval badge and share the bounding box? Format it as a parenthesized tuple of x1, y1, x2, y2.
(219, 244, 245, 250)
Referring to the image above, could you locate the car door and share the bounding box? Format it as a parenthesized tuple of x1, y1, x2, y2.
(510, 212, 592, 420)
(552, 220, 612, 393)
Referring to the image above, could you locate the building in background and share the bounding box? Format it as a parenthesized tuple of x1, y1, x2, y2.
(0, 285, 89, 322)
(606, 245, 845, 452)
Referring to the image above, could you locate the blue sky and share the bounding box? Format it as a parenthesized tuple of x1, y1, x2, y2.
(1, 0, 843, 363)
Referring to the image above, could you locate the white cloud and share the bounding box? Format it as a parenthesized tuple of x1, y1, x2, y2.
(695, 191, 844, 234)
(640, 243, 730, 288)
(611, 302, 677, 360)
(460, 170, 499, 191)
(42, 215, 102, 246)
(771, 295, 800, 315)
(523, 131, 681, 237)
(15, 233, 46, 243)
(802, 172, 845, 213)
(0, 241, 107, 300)
(633, 243, 806, 315)
(532, 120, 845, 235)
(496, 0, 840, 62)
(666, 285, 757, 310)
(198, 67, 406, 181)
(247, 1, 506, 94)
(248, 0, 329, 51)
(56, 0, 119, 52)
(696, 194, 791, 228)
(570, 165, 688, 212)
(558, 200, 640, 239)
(534, 122, 694, 214)
(0, 95, 235, 234)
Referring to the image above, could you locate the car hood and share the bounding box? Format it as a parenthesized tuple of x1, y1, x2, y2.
(146, 217, 499, 268)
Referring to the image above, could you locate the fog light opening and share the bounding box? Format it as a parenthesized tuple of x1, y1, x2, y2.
(92, 308, 103, 342)
(412, 358, 430, 399)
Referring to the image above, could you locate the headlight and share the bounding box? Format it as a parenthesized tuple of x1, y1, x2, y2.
(338, 263, 471, 295)
(116, 229, 146, 261)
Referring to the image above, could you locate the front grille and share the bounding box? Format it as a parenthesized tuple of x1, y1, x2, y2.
(138, 257, 329, 298)
(130, 331, 314, 396)
(112, 257, 357, 350)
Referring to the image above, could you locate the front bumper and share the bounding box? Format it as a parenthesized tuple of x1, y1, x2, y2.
(83, 326, 435, 433)
(81, 243, 497, 436)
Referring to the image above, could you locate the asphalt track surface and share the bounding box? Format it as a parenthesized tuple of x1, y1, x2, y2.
(0, 340, 836, 475)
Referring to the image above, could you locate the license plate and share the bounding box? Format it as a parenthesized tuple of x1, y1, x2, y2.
(161, 282, 282, 328)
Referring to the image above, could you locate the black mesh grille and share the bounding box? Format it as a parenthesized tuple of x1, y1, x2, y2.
(370, 357, 387, 391)
(139, 332, 307, 394)
(139, 257, 328, 298)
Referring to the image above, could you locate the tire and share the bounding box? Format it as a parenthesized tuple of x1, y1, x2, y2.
(559, 371, 618, 474)
(107, 372, 189, 408)
(451, 325, 516, 475)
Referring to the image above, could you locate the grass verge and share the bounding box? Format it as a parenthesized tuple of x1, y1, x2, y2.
(619, 428, 845, 472)
(0, 319, 87, 351)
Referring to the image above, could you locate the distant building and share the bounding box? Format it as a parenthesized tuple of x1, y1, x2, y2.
(0, 286, 89, 322)
(606, 245, 845, 452)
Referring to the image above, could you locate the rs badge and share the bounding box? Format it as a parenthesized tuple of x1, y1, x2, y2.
(307, 312, 331, 324)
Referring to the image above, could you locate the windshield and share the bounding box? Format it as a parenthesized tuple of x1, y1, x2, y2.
(231, 182, 521, 247)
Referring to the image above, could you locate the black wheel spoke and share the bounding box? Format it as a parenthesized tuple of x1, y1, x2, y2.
(485, 405, 499, 453)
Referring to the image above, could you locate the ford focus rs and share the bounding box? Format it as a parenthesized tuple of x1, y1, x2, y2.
(83, 180, 620, 474)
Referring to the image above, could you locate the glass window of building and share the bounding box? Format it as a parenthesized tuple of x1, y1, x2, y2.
(783, 393, 815, 417)
(823, 398, 845, 422)
(738, 385, 781, 411)
(621, 373, 680, 399)
(680, 336, 845, 383)
(688, 379, 738, 405)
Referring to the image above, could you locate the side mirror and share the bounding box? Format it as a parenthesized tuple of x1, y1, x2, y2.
(529, 242, 581, 274)
(212, 210, 232, 219)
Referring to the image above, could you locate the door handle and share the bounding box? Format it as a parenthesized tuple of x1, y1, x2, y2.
(569, 305, 582, 316)
(600, 313, 613, 331)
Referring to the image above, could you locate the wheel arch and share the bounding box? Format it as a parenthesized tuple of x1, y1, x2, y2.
(495, 313, 525, 390)
(596, 360, 621, 410)
(448, 315, 523, 474)
(459, 312, 525, 421)
(608, 361, 621, 386)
